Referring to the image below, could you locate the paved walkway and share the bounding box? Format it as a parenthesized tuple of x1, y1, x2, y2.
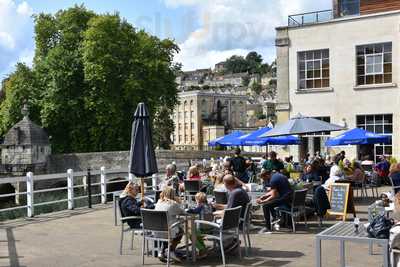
(0, 193, 389, 267)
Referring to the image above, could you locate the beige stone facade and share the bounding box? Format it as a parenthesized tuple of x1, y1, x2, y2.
(172, 90, 248, 151)
(276, 7, 400, 161)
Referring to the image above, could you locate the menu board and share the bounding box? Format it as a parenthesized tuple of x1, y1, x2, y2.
(328, 183, 350, 219)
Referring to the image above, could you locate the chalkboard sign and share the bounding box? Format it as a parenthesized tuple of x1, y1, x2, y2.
(328, 183, 350, 220)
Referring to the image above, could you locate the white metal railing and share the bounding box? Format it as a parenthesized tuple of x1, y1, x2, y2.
(0, 167, 155, 218)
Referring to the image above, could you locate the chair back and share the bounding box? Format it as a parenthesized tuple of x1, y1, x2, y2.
(118, 197, 127, 218)
(184, 180, 201, 193)
(214, 191, 228, 204)
(241, 202, 252, 224)
(222, 206, 242, 230)
(291, 189, 308, 209)
(141, 209, 169, 232)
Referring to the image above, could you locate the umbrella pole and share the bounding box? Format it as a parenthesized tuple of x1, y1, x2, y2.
(140, 178, 145, 203)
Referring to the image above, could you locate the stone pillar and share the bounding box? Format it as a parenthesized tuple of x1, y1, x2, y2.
(275, 27, 291, 124)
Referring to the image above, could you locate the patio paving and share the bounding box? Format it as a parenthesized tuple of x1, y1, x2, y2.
(0, 188, 391, 267)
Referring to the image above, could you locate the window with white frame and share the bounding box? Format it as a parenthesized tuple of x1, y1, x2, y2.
(298, 49, 330, 90)
(356, 114, 392, 162)
(356, 42, 392, 85)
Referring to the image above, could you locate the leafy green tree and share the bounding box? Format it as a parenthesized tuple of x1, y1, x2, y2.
(1, 5, 179, 153)
(246, 51, 263, 74)
(251, 82, 263, 94)
(225, 55, 249, 74)
(0, 64, 40, 136)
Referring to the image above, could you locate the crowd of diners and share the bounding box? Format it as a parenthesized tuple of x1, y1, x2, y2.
(118, 148, 400, 263)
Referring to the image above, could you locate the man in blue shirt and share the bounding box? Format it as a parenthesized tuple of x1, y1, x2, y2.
(256, 170, 293, 233)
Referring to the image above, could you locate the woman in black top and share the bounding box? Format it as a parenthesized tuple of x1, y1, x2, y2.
(120, 182, 142, 229)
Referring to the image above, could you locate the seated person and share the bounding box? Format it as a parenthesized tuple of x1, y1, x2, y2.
(214, 174, 250, 218)
(154, 187, 184, 263)
(120, 182, 143, 229)
(390, 163, 400, 194)
(160, 164, 181, 194)
(213, 173, 227, 192)
(322, 168, 344, 190)
(348, 162, 365, 183)
(256, 170, 293, 233)
(262, 151, 285, 173)
(187, 165, 202, 180)
(300, 163, 321, 182)
(187, 192, 213, 258)
(343, 159, 354, 177)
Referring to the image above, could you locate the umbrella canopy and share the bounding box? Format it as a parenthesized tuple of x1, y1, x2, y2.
(241, 127, 300, 146)
(129, 102, 158, 177)
(260, 113, 345, 137)
(208, 131, 244, 147)
(325, 128, 391, 146)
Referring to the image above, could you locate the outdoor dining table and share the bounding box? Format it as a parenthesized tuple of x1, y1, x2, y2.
(316, 222, 389, 267)
(178, 212, 198, 263)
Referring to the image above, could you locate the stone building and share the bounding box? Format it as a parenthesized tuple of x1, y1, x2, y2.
(172, 90, 248, 150)
(275, 0, 400, 161)
(1, 106, 51, 173)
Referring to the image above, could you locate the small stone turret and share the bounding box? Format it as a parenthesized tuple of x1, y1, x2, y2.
(1, 104, 51, 174)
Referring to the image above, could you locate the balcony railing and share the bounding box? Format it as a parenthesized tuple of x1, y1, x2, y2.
(288, 9, 333, 27)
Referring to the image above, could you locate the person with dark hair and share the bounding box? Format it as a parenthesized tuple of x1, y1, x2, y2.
(376, 155, 390, 184)
(256, 170, 293, 233)
(262, 151, 284, 173)
(301, 163, 320, 182)
(229, 148, 250, 183)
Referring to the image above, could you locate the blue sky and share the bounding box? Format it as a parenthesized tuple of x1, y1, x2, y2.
(0, 0, 332, 79)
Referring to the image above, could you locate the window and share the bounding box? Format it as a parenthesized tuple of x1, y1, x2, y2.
(190, 111, 194, 118)
(356, 114, 392, 162)
(356, 42, 392, 85)
(340, 0, 360, 16)
(185, 123, 188, 130)
(178, 123, 181, 130)
(185, 135, 188, 143)
(298, 49, 329, 90)
(191, 123, 195, 129)
(178, 135, 182, 143)
(191, 135, 195, 143)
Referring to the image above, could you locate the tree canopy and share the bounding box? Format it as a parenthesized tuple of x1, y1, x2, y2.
(0, 5, 179, 153)
(224, 51, 271, 74)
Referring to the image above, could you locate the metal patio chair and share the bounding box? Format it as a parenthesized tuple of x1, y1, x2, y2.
(275, 189, 308, 233)
(141, 209, 183, 267)
(118, 198, 143, 255)
(195, 206, 242, 267)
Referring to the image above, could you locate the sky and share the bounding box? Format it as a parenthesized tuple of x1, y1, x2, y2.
(0, 0, 332, 79)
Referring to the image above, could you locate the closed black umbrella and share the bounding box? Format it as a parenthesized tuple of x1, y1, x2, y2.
(129, 102, 158, 200)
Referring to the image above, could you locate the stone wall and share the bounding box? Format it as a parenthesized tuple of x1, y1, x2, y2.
(47, 150, 264, 174)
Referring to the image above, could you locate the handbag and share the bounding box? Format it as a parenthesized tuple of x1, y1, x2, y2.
(367, 215, 394, 239)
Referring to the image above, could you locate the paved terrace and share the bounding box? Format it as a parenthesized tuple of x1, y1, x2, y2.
(0, 192, 389, 267)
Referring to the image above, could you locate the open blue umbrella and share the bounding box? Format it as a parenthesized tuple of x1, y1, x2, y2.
(241, 127, 300, 146)
(325, 128, 391, 146)
(129, 102, 158, 200)
(208, 131, 244, 147)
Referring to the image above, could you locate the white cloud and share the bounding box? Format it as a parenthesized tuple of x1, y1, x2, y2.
(0, 31, 15, 49)
(165, 0, 331, 70)
(0, 0, 34, 78)
(17, 1, 33, 16)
